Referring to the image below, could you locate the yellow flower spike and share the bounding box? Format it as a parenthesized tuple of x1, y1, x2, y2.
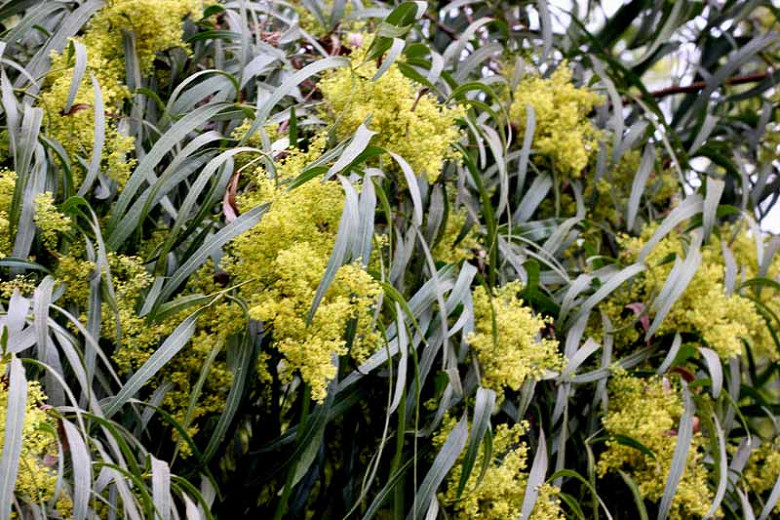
(597, 372, 713, 520)
(0, 277, 38, 299)
(0, 169, 16, 258)
(611, 226, 776, 361)
(509, 64, 603, 177)
(84, 0, 202, 80)
(229, 158, 381, 402)
(244, 243, 381, 402)
(432, 205, 480, 264)
(33, 192, 71, 249)
(435, 416, 564, 520)
(39, 0, 201, 186)
(468, 282, 563, 392)
(742, 438, 780, 513)
(0, 360, 73, 515)
(0, 168, 16, 208)
(319, 42, 463, 183)
(105, 256, 244, 454)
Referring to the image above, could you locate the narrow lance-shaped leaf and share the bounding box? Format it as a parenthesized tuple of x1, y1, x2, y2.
(357, 172, 378, 266)
(151, 457, 172, 520)
(373, 38, 405, 80)
(639, 194, 703, 262)
(104, 311, 201, 418)
(657, 382, 695, 520)
(389, 304, 409, 414)
(646, 230, 703, 339)
(110, 102, 233, 233)
(10, 106, 43, 236)
(0, 357, 27, 520)
(702, 177, 725, 241)
(514, 174, 551, 224)
(698, 347, 722, 398)
(64, 40, 87, 113)
(626, 143, 656, 232)
(618, 470, 649, 520)
(407, 415, 468, 520)
(706, 416, 728, 520)
(536, 0, 552, 63)
(567, 263, 646, 330)
(389, 152, 423, 227)
(457, 387, 495, 497)
(516, 104, 536, 195)
(759, 469, 780, 520)
(520, 427, 548, 520)
(77, 73, 106, 197)
(16, 0, 103, 91)
(61, 418, 92, 520)
(155, 204, 268, 307)
(1, 68, 19, 158)
(203, 333, 254, 463)
(657, 333, 683, 375)
(326, 123, 377, 180)
(308, 176, 359, 322)
(245, 56, 350, 135)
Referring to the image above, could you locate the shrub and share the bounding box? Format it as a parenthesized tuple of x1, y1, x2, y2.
(0, 1, 778, 518)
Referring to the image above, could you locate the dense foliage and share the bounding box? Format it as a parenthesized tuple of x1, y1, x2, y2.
(0, 0, 779, 518)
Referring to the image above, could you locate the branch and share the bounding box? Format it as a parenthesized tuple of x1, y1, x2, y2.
(636, 72, 770, 101)
(424, 12, 457, 39)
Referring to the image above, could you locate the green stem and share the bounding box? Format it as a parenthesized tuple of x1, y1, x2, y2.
(391, 385, 407, 520)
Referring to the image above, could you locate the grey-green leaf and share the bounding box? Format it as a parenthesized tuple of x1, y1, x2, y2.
(0, 357, 27, 520)
(656, 383, 695, 520)
(520, 427, 548, 520)
(104, 312, 200, 418)
(407, 415, 468, 520)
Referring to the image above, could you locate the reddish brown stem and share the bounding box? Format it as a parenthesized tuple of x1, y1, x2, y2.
(424, 12, 457, 39)
(635, 72, 770, 101)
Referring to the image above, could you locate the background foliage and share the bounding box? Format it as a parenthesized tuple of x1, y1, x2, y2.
(0, 0, 779, 518)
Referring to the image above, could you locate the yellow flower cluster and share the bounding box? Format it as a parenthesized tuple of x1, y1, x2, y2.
(104, 253, 165, 370)
(40, 0, 201, 185)
(509, 65, 602, 176)
(0, 277, 37, 299)
(319, 43, 463, 182)
(0, 169, 16, 257)
(83, 0, 201, 80)
(616, 227, 772, 360)
(589, 149, 677, 226)
(468, 282, 562, 392)
(293, 0, 357, 39)
(33, 192, 71, 249)
(229, 149, 382, 400)
(436, 417, 564, 520)
(54, 252, 94, 311)
(38, 64, 135, 185)
(0, 360, 72, 515)
(597, 372, 712, 519)
(249, 253, 380, 401)
(104, 255, 242, 445)
(742, 438, 780, 513)
(432, 205, 480, 264)
(50, 247, 236, 450)
(721, 226, 780, 361)
(162, 265, 244, 447)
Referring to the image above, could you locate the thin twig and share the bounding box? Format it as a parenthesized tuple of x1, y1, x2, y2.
(633, 72, 771, 101)
(424, 12, 457, 39)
